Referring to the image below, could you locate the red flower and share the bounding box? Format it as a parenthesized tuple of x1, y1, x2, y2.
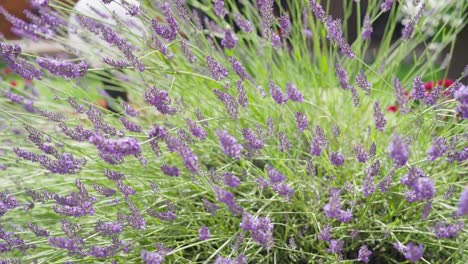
(387, 105, 399, 113)
(10, 81, 17, 87)
(2, 67, 13, 75)
(424, 79, 454, 91)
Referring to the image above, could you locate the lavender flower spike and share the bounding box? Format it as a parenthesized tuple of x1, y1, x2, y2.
(269, 82, 288, 104)
(309, 0, 326, 22)
(381, 0, 395, 12)
(221, 28, 238, 49)
(286, 82, 304, 102)
(216, 130, 243, 159)
(335, 64, 350, 90)
(206, 56, 229, 81)
(411, 77, 425, 100)
(144, 86, 176, 115)
(403, 242, 424, 262)
(36, 58, 88, 79)
(330, 152, 345, 166)
(358, 245, 372, 263)
(427, 137, 447, 161)
(295, 112, 309, 132)
(362, 15, 373, 40)
(373, 101, 386, 132)
(388, 135, 409, 167)
(457, 187, 468, 216)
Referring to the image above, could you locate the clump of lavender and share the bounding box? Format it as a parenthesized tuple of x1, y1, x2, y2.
(0, 0, 467, 263)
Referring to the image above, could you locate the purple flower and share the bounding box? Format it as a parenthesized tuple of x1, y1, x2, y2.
(381, 0, 395, 12)
(295, 112, 309, 132)
(221, 28, 238, 49)
(202, 198, 218, 215)
(31, 0, 48, 8)
(393, 78, 409, 114)
(270, 182, 294, 201)
(151, 3, 178, 41)
(256, 177, 270, 190)
(214, 187, 243, 215)
(266, 165, 286, 183)
(350, 86, 360, 107)
(427, 137, 447, 161)
(378, 169, 394, 193)
(327, 239, 344, 255)
(318, 225, 332, 242)
(122, 101, 140, 117)
(144, 86, 175, 115)
(213, 89, 239, 119)
(116, 180, 136, 199)
(223, 173, 241, 188)
(309, 0, 326, 21)
(206, 56, 229, 81)
(240, 213, 274, 249)
(180, 39, 197, 63)
(286, 82, 304, 102)
(48, 237, 84, 254)
(216, 130, 243, 159)
(120, 117, 142, 133)
(325, 17, 354, 58)
(147, 202, 177, 221)
(102, 58, 131, 68)
(354, 145, 369, 163)
(78, 16, 145, 71)
(125, 201, 146, 230)
(279, 14, 291, 37)
(3, 90, 24, 104)
(454, 85, 468, 104)
(198, 226, 211, 241)
(402, 21, 415, 40)
(95, 221, 124, 237)
(89, 133, 142, 164)
(456, 187, 468, 216)
(186, 118, 207, 140)
(424, 86, 442, 106)
(229, 57, 249, 81)
(177, 145, 199, 173)
(236, 81, 248, 108)
(358, 245, 372, 263)
(310, 136, 322, 156)
(26, 223, 49, 237)
(0, 42, 43, 80)
(159, 165, 178, 178)
(373, 101, 386, 132)
(279, 131, 290, 152)
(411, 77, 426, 100)
(0, 192, 18, 217)
(36, 58, 87, 79)
(242, 128, 264, 150)
(269, 82, 288, 104)
(233, 13, 253, 33)
(403, 242, 424, 262)
(361, 15, 373, 40)
(330, 151, 345, 166)
(323, 189, 353, 223)
(258, 0, 274, 33)
(93, 184, 116, 197)
(433, 222, 464, 239)
(213, 0, 227, 17)
(356, 70, 371, 95)
(388, 135, 409, 167)
(335, 64, 350, 90)
(141, 249, 167, 264)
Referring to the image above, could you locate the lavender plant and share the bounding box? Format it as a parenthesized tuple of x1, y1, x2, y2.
(0, 0, 467, 263)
